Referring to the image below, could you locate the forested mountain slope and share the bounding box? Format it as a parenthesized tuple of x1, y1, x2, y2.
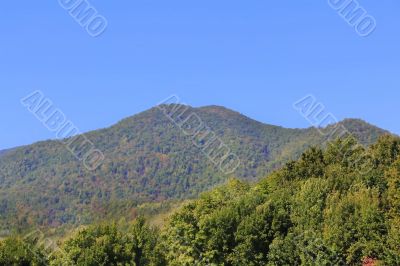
(1, 135, 399, 265)
(0, 105, 389, 228)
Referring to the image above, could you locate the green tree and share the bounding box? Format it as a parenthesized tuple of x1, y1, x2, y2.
(323, 186, 386, 264)
(0, 236, 48, 266)
(52, 218, 162, 266)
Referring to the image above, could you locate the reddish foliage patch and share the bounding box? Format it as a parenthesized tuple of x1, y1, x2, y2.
(362, 257, 378, 266)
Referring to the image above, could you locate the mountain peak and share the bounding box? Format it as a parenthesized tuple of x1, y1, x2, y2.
(329, 118, 390, 145)
(198, 105, 237, 112)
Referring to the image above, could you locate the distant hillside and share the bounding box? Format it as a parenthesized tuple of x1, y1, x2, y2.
(0, 105, 389, 229)
(0, 149, 12, 157)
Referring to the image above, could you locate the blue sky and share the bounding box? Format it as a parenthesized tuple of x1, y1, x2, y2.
(1, 1, 399, 149)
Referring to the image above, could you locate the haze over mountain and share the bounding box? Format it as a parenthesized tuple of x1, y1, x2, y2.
(0, 105, 389, 229)
(0, 149, 11, 157)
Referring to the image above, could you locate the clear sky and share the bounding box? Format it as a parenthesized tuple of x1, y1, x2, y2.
(1, 1, 399, 149)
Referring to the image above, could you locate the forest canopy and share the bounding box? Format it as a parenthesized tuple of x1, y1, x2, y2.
(1, 134, 399, 265)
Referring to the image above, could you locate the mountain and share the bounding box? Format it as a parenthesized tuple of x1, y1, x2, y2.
(0, 105, 390, 229)
(0, 149, 11, 157)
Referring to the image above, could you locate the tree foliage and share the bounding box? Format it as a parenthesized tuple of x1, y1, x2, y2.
(0, 135, 399, 265)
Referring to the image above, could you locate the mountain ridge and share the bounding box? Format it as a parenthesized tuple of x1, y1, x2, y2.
(2, 105, 389, 152)
(0, 105, 391, 229)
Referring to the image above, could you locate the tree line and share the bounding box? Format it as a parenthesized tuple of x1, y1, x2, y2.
(1, 135, 399, 265)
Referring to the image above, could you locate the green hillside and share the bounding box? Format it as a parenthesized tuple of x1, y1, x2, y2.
(0, 105, 389, 229)
(160, 134, 400, 265)
(1, 135, 399, 265)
